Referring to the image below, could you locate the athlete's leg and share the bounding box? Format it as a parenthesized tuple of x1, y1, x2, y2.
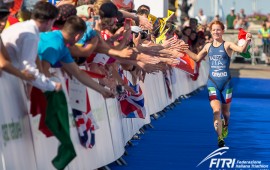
(222, 103, 231, 126)
(221, 103, 230, 138)
(210, 99, 222, 137)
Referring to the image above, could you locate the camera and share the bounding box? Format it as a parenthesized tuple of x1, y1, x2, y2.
(133, 31, 148, 39)
(131, 26, 148, 40)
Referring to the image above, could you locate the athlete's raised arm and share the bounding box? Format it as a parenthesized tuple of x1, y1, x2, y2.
(184, 43, 211, 62)
(228, 33, 252, 53)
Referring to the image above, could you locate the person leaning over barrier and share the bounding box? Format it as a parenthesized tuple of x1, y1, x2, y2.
(183, 20, 252, 148)
(38, 15, 114, 98)
(0, 4, 34, 80)
(1, 1, 62, 95)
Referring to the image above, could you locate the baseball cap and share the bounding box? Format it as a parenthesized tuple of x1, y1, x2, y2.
(99, 2, 122, 18)
(230, 7, 235, 11)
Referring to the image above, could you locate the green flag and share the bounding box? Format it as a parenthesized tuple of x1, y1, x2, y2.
(239, 45, 251, 59)
(45, 91, 76, 170)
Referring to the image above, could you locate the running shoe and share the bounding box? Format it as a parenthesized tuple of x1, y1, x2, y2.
(221, 119, 229, 138)
(218, 136, 225, 148)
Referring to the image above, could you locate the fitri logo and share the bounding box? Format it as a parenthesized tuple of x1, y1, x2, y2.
(197, 147, 269, 169)
(197, 147, 236, 169)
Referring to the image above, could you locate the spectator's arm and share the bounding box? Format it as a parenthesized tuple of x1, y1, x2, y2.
(0, 38, 35, 81)
(94, 38, 135, 59)
(62, 62, 114, 98)
(0, 46, 34, 81)
(118, 10, 153, 30)
(69, 36, 99, 57)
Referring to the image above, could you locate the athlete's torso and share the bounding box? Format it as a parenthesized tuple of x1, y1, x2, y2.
(208, 41, 231, 90)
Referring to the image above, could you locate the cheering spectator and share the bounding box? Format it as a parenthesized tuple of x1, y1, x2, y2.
(1, 1, 61, 93)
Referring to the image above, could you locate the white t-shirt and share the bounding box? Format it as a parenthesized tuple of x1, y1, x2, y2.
(1, 20, 56, 91)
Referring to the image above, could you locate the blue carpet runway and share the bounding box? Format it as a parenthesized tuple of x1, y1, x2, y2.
(109, 78, 270, 170)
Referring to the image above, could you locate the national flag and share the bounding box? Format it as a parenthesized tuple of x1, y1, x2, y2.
(66, 76, 99, 149)
(159, 10, 175, 34)
(237, 28, 251, 58)
(30, 87, 53, 137)
(225, 88, 233, 103)
(9, 0, 23, 15)
(208, 87, 217, 101)
(148, 14, 157, 25)
(72, 107, 97, 149)
(174, 53, 195, 75)
(44, 91, 76, 170)
(156, 28, 169, 44)
(190, 61, 200, 81)
(117, 69, 146, 119)
(167, 10, 174, 18)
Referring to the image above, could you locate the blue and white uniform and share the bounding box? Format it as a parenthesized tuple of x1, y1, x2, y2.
(207, 41, 233, 104)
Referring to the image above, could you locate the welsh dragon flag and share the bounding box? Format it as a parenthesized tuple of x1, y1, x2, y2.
(237, 28, 252, 58)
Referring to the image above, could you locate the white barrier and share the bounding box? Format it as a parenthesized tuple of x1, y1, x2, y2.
(0, 61, 208, 170)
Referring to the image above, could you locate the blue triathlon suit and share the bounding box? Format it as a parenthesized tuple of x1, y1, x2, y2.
(207, 41, 233, 104)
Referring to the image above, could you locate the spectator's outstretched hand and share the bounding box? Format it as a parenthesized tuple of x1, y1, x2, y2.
(54, 82, 62, 92)
(20, 69, 36, 81)
(115, 27, 125, 36)
(159, 57, 180, 66)
(137, 61, 167, 73)
(162, 37, 178, 48)
(133, 32, 142, 47)
(101, 88, 115, 98)
(138, 15, 153, 30)
(123, 28, 132, 41)
(172, 42, 189, 52)
(119, 47, 133, 58)
(137, 44, 165, 56)
(137, 54, 160, 64)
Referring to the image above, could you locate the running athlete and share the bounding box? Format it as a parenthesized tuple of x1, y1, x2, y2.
(184, 20, 252, 147)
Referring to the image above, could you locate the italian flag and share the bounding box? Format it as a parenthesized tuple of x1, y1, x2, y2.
(237, 28, 251, 59)
(208, 87, 217, 100)
(226, 88, 233, 103)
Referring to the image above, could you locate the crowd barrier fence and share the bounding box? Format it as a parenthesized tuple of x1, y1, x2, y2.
(0, 60, 209, 170)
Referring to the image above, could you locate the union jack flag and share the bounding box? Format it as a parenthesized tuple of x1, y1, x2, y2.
(67, 78, 98, 149)
(117, 69, 146, 119)
(72, 107, 97, 148)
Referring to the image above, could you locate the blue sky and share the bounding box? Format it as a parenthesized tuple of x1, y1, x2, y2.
(193, 0, 270, 17)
